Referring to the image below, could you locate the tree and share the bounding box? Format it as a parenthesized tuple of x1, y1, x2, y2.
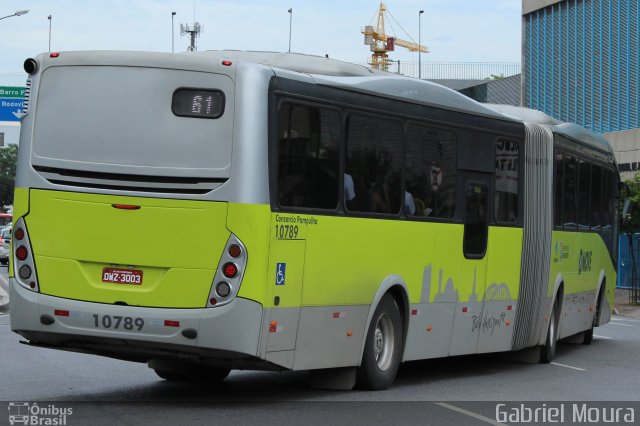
(0, 144, 18, 211)
(621, 172, 640, 305)
(621, 172, 640, 232)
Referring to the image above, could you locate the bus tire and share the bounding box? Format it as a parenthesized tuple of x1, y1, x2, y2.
(583, 287, 603, 345)
(356, 293, 403, 390)
(540, 301, 558, 363)
(153, 363, 230, 383)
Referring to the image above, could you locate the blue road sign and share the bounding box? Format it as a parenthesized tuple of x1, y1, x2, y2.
(0, 98, 23, 122)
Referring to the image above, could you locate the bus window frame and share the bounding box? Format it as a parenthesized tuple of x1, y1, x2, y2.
(268, 78, 525, 228)
(553, 141, 616, 234)
(462, 174, 492, 260)
(343, 110, 404, 217)
(272, 97, 343, 214)
(493, 137, 523, 227)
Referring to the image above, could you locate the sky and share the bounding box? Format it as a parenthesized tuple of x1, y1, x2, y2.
(0, 0, 522, 85)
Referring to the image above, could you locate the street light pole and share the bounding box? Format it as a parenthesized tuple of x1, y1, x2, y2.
(48, 15, 52, 52)
(418, 10, 424, 80)
(171, 12, 176, 53)
(0, 9, 29, 21)
(288, 8, 292, 53)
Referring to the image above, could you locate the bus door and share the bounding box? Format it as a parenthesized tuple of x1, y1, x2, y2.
(449, 174, 490, 356)
(264, 233, 306, 357)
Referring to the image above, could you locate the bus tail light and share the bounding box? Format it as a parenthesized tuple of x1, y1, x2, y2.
(16, 246, 28, 261)
(13, 218, 40, 293)
(207, 234, 247, 308)
(222, 262, 238, 278)
(228, 244, 242, 258)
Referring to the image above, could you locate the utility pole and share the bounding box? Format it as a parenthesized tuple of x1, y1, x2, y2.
(288, 8, 293, 52)
(48, 15, 52, 52)
(171, 12, 176, 53)
(418, 10, 424, 79)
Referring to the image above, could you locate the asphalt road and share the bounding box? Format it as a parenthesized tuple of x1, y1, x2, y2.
(0, 267, 638, 426)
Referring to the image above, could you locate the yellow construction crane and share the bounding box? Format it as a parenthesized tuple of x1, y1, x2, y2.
(362, 2, 429, 71)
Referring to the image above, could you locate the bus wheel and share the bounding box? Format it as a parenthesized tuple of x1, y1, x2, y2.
(356, 293, 403, 390)
(583, 288, 603, 345)
(151, 362, 230, 382)
(540, 301, 558, 363)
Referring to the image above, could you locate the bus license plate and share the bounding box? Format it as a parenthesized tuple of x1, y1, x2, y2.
(102, 268, 143, 285)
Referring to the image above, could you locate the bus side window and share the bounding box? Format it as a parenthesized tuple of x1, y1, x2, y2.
(563, 155, 578, 230)
(602, 169, 612, 230)
(495, 138, 519, 223)
(405, 122, 457, 219)
(554, 152, 564, 228)
(277, 102, 340, 210)
(577, 160, 591, 230)
(590, 166, 602, 230)
(464, 182, 488, 258)
(346, 113, 402, 215)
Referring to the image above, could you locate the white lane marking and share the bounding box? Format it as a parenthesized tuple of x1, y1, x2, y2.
(551, 362, 586, 371)
(609, 322, 634, 327)
(593, 335, 611, 339)
(611, 317, 639, 323)
(436, 402, 508, 426)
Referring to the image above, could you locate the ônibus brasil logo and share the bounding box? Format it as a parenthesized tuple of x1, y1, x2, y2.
(8, 402, 73, 425)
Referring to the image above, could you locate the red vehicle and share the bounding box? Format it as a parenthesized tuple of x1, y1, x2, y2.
(0, 213, 11, 227)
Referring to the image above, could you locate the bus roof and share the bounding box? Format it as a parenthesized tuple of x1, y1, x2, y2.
(487, 104, 614, 155)
(199, 50, 519, 122)
(200, 50, 381, 77)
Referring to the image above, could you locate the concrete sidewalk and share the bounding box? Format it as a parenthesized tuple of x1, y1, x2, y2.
(614, 288, 640, 319)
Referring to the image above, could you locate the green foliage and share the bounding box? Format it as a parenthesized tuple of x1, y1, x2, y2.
(0, 144, 18, 211)
(621, 172, 640, 233)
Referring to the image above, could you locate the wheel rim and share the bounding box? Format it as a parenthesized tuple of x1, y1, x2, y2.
(373, 313, 395, 371)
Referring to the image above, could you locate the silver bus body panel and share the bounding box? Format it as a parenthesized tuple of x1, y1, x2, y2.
(17, 51, 274, 205)
(10, 278, 264, 359)
(311, 74, 520, 122)
(32, 66, 234, 178)
(489, 104, 614, 156)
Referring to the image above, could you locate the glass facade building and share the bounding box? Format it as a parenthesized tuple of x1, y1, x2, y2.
(523, 0, 639, 133)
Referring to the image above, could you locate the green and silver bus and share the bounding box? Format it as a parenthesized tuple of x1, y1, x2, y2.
(10, 50, 619, 389)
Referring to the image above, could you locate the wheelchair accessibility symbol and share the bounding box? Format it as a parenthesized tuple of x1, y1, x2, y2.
(276, 263, 286, 285)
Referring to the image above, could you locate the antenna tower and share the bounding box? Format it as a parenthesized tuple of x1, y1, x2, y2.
(180, 22, 202, 51)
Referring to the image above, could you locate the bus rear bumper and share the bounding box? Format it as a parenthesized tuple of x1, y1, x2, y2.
(9, 279, 267, 367)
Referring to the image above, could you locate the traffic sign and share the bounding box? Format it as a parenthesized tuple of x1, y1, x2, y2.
(0, 86, 25, 97)
(0, 99, 23, 122)
(0, 86, 25, 123)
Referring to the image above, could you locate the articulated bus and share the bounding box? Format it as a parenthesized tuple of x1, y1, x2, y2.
(11, 51, 619, 389)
